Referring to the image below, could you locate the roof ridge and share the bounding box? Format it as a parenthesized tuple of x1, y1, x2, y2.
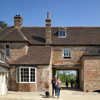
(17, 29, 29, 41)
(0, 28, 16, 40)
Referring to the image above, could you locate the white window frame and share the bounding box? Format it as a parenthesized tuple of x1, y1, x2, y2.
(58, 30, 66, 38)
(63, 49, 71, 60)
(16, 67, 36, 83)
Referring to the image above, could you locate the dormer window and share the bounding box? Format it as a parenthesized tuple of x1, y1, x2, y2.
(58, 30, 66, 38)
(63, 49, 71, 59)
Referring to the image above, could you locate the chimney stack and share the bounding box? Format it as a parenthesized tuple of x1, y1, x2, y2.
(45, 12, 52, 44)
(14, 15, 23, 28)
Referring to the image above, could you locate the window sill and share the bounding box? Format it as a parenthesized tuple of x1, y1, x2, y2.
(63, 57, 71, 60)
(58, 36, 66, 38)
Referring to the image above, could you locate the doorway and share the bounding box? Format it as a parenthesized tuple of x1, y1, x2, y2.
(55, 69, 80, 90)
(0, 72, 7, 95)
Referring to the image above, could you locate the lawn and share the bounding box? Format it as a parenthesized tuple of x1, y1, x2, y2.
(61, 82, 71, 87)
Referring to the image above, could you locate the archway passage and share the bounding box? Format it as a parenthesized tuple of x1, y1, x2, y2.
(56, 70, 79, 89)
(52, 67, 82, 91)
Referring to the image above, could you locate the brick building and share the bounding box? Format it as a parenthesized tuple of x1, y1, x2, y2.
(0, 13, 100, 92)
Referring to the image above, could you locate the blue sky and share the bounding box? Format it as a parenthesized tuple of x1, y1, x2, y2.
(0, 0, 100, 26)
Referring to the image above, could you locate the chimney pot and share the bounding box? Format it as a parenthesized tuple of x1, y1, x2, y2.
(47, 12, 50, 19)
(14, 14, 23, 28)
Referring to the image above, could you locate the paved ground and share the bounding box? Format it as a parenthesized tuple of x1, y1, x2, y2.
(0, 89, 100, 100)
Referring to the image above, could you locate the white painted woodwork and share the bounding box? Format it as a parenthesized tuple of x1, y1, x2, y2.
(0, 66, 8, 96)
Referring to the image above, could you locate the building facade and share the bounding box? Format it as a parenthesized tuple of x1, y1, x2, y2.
(0, 13, 100, 92)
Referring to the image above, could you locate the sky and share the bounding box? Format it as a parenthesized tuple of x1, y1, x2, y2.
(56, 70, 77, 76)
(0, 0, 100, 27)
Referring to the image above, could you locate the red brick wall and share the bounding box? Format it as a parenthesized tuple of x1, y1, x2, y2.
(16, 83, 37, 92)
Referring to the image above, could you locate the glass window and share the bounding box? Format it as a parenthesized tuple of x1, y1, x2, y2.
(16, 67, 36, 83)
(30, 68, 35, 82)
(21, 68, 29, 82)
(63, 49, 71, 59)
(5, 44, 10, 57)
(58, 30, 66, 38)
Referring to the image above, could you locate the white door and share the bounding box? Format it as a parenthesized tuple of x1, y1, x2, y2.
(0, 73, 2, 95)
(0, 72, 7, 95)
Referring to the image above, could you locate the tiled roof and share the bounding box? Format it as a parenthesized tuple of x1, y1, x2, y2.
(10, 46, 51, 65)
(0, 26, 100, 45)
(21, 27, 45, 44)
(51, 27, 100, 45)
(0, 27, 28, 42)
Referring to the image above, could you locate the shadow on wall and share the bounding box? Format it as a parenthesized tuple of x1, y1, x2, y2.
(94, 90, 100, 93)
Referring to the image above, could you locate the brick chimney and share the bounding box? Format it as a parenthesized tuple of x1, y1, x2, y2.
(14, 15, 23, 28)
(45, 12, 52, 44)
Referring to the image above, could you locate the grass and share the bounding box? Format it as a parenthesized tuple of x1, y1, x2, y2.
(62, 81, 66, 85)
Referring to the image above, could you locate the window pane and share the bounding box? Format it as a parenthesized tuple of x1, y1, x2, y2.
(30, 68, 35, 82)
(64, 49, 71, 59)
(63, 31, 65, 36)
(5, 45, 10, 57)
(59, 30, 66, 37)
(21, 68, 29, 82)
(6, 45, 9, 48)
(17, 67, 36, 83)
(59, 31, 61, 36)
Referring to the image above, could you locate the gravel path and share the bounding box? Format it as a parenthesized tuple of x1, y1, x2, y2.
(0, 89, 100, 100)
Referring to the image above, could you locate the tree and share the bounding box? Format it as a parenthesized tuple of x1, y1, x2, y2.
(56, 70, 77, 86)
(56, 71, 60, 80)
(70, 73, 76, 81)
(0, 21, 7, 29)
(62, 71, 66, 82)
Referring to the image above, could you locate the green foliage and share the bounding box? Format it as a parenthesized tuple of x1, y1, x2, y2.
(56, 70, 77, 84)
(0, 21, 7, 29)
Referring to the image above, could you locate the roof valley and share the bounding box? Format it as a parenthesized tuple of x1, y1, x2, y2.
(17, 29, 29, 41)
